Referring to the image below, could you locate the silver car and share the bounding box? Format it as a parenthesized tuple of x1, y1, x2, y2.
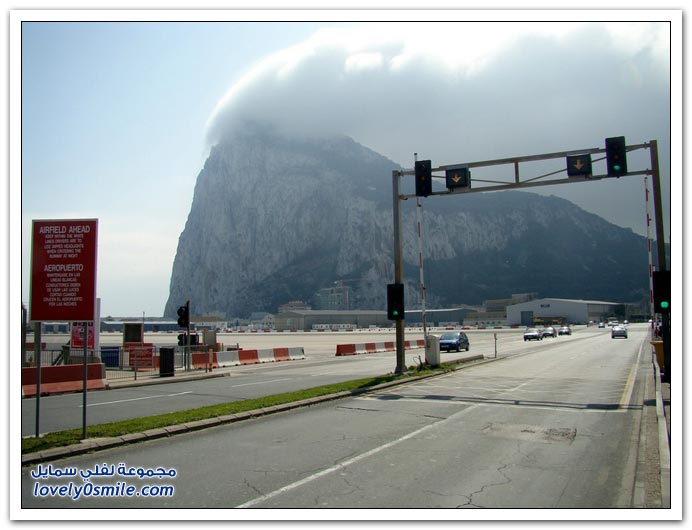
(523, 328, 542, 341)
(611, 325, 628, 339)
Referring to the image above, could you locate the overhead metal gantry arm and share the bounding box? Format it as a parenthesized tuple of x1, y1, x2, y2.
(396, 141, 654, 199)
(390, 139, 668, 379)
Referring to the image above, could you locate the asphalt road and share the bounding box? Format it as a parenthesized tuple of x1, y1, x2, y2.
(23, 327, 592, 435)
(21, 324, 650, 510)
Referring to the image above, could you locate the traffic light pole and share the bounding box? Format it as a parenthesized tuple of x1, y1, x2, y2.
(185, 300, 191, 371)
(391, 138, 669, 378)
(649, 140, 670, 382)
(392, 170, 406, 375)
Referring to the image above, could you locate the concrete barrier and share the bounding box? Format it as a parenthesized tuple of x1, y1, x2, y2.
(238, 349, 260, 364)
(22, 363, 106, 397)
(191, 352, 219, 370)
(335, 339, 425, 356)
(216, 347, 305, 367)
(335, 344, 357, 356)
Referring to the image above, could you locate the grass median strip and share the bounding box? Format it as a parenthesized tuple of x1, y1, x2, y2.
(22, 367, 450, 456)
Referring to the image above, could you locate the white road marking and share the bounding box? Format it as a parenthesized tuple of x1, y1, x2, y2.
(230, 378, 291, 388)
(81, 391, 192, 408)
(236, 375, 538, 508)
(353, 395, 598, 412)
(619, 340, 645, 409)
(236, 408, 469, 508)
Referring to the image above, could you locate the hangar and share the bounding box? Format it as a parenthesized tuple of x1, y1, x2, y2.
(506, 298, 625, 326)
(274, 310, 390, 331)
(274, 307, 476, 331)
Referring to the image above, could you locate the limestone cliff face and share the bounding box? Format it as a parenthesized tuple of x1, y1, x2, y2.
(165, 128, 649, 318)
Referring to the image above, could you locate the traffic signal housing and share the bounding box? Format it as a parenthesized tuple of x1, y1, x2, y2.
(652, 270, 670, 313)
(387, 283, 405, 320)
(446, 167, 471, 189)
(415, 160, 433, 197)
(177, 302, 190, 328)
(605, 136, 628, 177)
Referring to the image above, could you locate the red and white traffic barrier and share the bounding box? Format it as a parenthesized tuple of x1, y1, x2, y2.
(335, 340, 425, 356)
(216, 347, 305, 367)
(22, 363, 106, 397)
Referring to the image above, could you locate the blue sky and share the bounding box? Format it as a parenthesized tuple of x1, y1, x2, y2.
(16, 13, 679, 318)
(20, 20, 350, 317)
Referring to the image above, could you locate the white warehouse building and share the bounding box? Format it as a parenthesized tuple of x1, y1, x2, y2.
(506, 298, 625, 326)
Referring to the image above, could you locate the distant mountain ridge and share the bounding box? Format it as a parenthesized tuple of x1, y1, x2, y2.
(164, 128, 651, 318)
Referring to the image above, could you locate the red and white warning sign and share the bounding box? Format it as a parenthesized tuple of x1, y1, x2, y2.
(70, 321, 95, 349)
(30, 219, 98, 322)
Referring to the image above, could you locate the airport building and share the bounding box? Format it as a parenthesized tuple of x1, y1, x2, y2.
(274, 310, 390, 331)
(405, 308, 477, 327)
(273, 307, 478, 331)
(506, 298, 625, 326)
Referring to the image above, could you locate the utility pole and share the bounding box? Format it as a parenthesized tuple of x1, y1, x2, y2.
(392, 170, 406, 375)
(414, 153, 429, 339)
(649, 140, 670, 382)
(644, 177, 655, 327)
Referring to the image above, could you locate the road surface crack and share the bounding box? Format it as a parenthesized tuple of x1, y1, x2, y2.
(243, 477, 262, 497)
(457, 462, 513, 508)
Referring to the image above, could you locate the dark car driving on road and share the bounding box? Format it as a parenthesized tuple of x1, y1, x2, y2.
(439, 331, 470, 352)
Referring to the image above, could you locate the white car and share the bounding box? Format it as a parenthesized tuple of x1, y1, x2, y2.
(611, 325, 628, 339)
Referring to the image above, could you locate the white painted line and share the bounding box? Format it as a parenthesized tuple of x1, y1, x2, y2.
(81, 391, 192, 408)
(236, 407, 468, 508)
(619, 340, 644, 409)
(230, 378, 291, 388)
(354, 395, 591, 412)
(236, 373, 540, 508)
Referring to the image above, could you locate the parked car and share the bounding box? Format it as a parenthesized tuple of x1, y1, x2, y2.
(439, 331, 470, 352)
(558, 326, 571, 336)
(541, 326, 557, 338)
(611, 325, 628, 339)
(523, 328, 542, 341)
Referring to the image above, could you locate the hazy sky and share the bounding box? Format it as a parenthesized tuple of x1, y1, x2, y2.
(15, 10, 679, 318)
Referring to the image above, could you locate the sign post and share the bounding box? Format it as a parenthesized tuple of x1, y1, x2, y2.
(29, 219, 98, 438)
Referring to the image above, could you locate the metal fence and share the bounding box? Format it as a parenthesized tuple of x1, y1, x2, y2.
(23, 344, 215, 383)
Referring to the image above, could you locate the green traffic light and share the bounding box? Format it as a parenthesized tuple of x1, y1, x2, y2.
(660, 301, 669, 309)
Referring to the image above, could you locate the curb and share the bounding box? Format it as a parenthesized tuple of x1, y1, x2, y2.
(652, 355, 671, 508)
(22, 354, 486, 466)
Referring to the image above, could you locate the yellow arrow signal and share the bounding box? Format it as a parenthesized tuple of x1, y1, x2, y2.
(566, 154, 591, 177)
